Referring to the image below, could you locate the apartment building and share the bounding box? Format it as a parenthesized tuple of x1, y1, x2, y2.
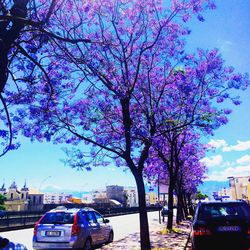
(228, 176, 250, 202)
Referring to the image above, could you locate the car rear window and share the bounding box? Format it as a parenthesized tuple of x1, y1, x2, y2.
(40, 212, 74, 224)
(198, 203, 250, 220)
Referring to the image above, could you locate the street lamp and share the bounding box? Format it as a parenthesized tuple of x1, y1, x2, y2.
(39, 176, 52, 192)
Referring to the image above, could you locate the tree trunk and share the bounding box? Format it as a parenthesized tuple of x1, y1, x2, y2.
(176, 189, 185, 224)
(176, 195, 184, 224)
(182, 192, 189, 218)
(187, 193, 194, 215)
(0, 0, 29, 92)
(134, 172, 151, 250)
(176, 196, 181, 224)
(167, 174, 175, 230)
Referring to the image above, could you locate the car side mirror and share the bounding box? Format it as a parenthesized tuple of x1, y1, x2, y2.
(103, 219, 110, 224)
(0, 237, 9, 248)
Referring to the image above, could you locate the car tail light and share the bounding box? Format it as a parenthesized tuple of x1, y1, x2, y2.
(71, 214, 80, 236)
(34, 215, 45, 236)
(193, 227, 212, 236)
(247, 227, 250, 235)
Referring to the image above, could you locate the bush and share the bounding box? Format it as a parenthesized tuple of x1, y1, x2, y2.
(0, 205, 6, 210)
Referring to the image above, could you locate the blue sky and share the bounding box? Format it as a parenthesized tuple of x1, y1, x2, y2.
(187, 0, 250, 183)
(0, 0, 250, 193)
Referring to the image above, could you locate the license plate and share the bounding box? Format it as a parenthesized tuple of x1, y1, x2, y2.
(45, 230, 61, 237)
(217, 226, 241, 232)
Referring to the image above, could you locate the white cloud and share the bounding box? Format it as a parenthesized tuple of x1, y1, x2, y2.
(108, 167, 117, 172)
(217, 39, 233, 52)
(207, 165, 250, 182)
(236, 155, 250, 165)
(201, 155, 223, 168)
(222, 140, 250, 152)
(208, 139, 228, 149)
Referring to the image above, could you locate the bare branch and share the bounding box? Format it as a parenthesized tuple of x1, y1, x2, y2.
(0, 93, 13, 157)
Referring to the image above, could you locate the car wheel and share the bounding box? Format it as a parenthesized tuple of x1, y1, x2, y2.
(107, 231, 114, 243)
(83, 238, 92, 250)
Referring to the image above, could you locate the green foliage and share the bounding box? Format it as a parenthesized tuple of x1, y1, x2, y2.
(195, 190, 208, 200)
(0, 194, 7, 205)
(0, 204, 6, 210)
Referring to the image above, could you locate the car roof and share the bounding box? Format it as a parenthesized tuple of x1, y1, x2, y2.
(48, 206, 97, 213)
(198, 200, 248, 205)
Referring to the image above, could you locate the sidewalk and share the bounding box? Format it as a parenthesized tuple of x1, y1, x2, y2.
(101, 219, 192, 250)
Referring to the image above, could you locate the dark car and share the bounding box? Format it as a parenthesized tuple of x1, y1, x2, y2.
(191, 200, 250, 250)
(32, 206, 113, 250)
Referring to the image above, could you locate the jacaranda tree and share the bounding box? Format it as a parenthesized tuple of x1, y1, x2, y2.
(0, 0, 91, 156)
(175, 139, 208, 223)
(143, 46, 249, 228)
(145, 130, 208, 229)
(2, 1, 249, 249)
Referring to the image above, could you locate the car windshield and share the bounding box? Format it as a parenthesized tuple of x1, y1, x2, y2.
(40, 212, 74, 224)
(198, 203, 250, 220)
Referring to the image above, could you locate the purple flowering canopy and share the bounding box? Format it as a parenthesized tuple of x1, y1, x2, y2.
(144, 128, 209, 228)
(0, 0, 91, 156)
(145, 131, 207, 188)
(0, 0, 249, 248)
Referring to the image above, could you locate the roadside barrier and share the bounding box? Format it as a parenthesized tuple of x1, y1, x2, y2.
(0, 206, 160, 232)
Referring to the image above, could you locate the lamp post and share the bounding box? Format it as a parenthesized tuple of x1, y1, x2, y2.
(39, 176, 51, 192)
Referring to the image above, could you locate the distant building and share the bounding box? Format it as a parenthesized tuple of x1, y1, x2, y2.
(158, 177, 169, 205)
(0, 181, 43, 211)
(91, 189, 109, 204)
(217, 187, 232, 201)
(0, 183, 7, 195)
(146, 192, 158, 206)
(124, 187, 138, 207)
(28, 188, 44, 211)
(43, 192, 71, 204)
(91, 186, 138, 207)
(92, 189, 106, 199)
(82, 194, 93, 204)
(228, 176, 250, 202)
(106, 185, 126, 205)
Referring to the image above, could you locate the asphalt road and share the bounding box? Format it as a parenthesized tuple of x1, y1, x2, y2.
(0, 211, 162, 250)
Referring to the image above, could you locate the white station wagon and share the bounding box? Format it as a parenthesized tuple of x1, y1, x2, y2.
(32, 207, 113, 250)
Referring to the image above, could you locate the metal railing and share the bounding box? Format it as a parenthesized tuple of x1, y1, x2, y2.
(0, 206, 160, 232)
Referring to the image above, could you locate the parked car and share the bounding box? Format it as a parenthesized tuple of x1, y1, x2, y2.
(191, 200, 250, 250)
(32, 207, 114, 250)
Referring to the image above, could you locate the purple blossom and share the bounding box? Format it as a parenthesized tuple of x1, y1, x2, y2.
(0, 130, 8, 138)
(216, 96, 224, 103)
(223, 109, 232, 115)
(182, 14, 190, 23)
(217, 116, 228, 125)
(197, 14, 205, 22)
(208, 1, 216, 10)
(233, 99, 241, 105)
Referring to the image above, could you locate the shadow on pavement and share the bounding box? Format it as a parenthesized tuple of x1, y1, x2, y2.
(100, 221, 192, 250)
